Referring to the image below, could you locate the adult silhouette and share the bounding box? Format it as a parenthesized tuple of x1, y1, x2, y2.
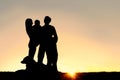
(25, 18, 42, 60)
(38, 16, 58, 71)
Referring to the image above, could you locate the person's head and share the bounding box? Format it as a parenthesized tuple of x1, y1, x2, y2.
(35, 20, 40, 25)
(44, 16, 51, 25)
(25, 18, 33, 26)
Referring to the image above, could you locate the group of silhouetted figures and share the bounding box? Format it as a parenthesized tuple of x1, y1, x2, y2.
(21, 16, 58, 73)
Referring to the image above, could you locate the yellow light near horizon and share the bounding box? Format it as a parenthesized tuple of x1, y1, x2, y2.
(64, 72, 76, 80)
(67, 71, 76, 78)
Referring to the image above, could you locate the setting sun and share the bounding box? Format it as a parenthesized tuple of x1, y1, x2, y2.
(67, 71, 76, 78)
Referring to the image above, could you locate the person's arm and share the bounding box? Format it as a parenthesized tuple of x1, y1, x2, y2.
(52, 26, 58, 43)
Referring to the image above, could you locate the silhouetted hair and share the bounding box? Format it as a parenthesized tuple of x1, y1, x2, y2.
(25, 18, 33, 26)
(44, 16, 51, 24)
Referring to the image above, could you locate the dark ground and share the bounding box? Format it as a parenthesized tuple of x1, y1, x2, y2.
(0, 71, 120, 80)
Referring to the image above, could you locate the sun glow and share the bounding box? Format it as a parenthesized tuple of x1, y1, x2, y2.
(67, 71, 77, 78)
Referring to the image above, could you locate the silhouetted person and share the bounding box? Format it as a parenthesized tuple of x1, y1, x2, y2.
(25, 18, 42, 60)
(38, 16, 58, 72)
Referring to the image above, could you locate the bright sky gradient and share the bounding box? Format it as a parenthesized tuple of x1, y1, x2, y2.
(0, 0, 120, 73)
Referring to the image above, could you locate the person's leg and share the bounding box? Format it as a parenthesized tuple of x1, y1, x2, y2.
(28, 47, 36, 59)
(46, 50, 52, 66)
(46, 44, 58, 71)
(38, 44, 45, 64)
(52, 45, 58, 71)
(28, 41, 37, 59)
(53, 54, 58, 71)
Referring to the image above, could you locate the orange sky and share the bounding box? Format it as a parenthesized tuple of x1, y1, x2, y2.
(0, 0, 120, 73)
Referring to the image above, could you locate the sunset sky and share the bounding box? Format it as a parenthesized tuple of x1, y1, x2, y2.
(0, 0, 120, 73)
